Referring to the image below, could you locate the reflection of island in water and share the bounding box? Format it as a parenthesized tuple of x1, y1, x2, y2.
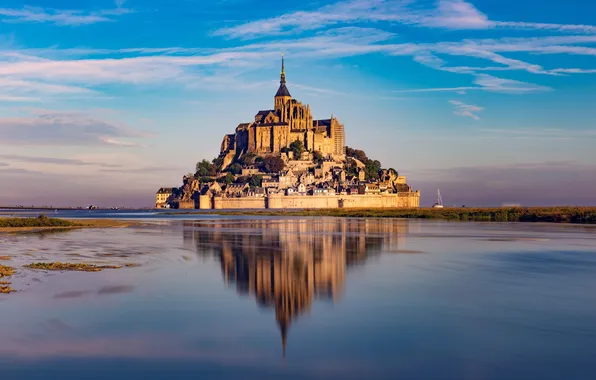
(183, 219, 407, 356)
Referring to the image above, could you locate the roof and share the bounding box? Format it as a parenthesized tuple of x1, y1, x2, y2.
(275, 83, 291, 97)
(314, 119, 332, 127)
(256, 110, 274, 116)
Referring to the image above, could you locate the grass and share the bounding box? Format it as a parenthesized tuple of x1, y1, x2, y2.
(0, 215, 134, 233)
(24, 262, 122, 272)
(0, 215, 79, 228)
(0, 264, 15, 294)
(0, 265, 15, 278)
(186, 207, 596, 224)
(1, 285, 15, 294)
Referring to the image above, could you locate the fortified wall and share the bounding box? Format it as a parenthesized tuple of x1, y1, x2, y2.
(205, 192, 420, 210)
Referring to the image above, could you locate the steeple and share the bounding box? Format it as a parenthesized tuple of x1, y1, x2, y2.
(281, 52, 286, 85)
(275, 53, 291, 98)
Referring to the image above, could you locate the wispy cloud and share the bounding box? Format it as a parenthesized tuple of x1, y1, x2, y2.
(449, 100, 484, 120)
(0, 110, 149, 147)
(0, 154, 122, 168)
(213, 0, 596, 39)
(395, 74, 551, 94)
(0, 6, 132, 26)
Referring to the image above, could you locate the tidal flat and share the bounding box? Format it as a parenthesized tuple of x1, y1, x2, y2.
(2, 214, 596, 379)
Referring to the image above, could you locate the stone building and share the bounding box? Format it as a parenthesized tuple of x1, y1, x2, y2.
(219, 55, 346, 169)
(155, 188, 175, 208)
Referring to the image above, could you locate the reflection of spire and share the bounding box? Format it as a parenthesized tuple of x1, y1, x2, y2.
(280, 319, 288, 359)
(184, 219, 408, 360)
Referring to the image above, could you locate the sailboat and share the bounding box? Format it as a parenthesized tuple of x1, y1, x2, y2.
(432, 189, 444, 209)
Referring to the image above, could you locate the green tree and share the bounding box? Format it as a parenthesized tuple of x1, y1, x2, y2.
(212, 157, 224, 172)
(346, 161, 359, 177)
(227, 163, 243, 175)
(224, 172, 235, 184)
(345, 146, 368, 164)
(290, 140, 305, 159)
(312, 150, 324, 165)
(195, 159, 215, 177)
(249, 175, 263, 188)
(261, 156, 286, 173)
(364, 160, 382, 180)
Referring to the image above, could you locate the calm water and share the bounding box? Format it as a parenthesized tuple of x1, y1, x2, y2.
(1, 214, 596, 379)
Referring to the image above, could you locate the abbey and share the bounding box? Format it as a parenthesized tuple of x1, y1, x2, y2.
(219, 55, 346, 167)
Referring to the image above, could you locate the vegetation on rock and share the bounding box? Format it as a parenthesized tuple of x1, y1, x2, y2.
(290, 140, 305, 159)
(261, 156, 286, 173)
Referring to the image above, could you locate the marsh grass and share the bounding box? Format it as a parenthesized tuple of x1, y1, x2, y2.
(24, 262, 122, 272)
(0, 285, 15, 294)
(0, 216, 133, 233)
(0, 215, 79, 228)
(196, 207, 596, 224)
(0, 265, 15, 278)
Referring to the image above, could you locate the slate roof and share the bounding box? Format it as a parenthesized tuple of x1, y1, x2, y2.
(275, 83, 291, 97)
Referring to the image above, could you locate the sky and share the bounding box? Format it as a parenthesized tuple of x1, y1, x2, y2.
(0, 0, 595, 207)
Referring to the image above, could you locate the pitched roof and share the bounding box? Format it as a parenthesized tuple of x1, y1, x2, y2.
(275, 83, 291, 97)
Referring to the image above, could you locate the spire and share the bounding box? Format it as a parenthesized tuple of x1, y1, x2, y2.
(281, 52, 286, 85)
(275, 53, 291, 98)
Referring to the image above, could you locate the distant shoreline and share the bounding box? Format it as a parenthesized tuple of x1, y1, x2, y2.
(167, 207, 596, 224)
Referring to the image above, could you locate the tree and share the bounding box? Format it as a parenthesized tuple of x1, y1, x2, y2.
(346, 161, 359, 177)
(364, 160, 382, 180)
(224, 172, 235, 185)
(227, 163, 243, 175)
(261, 156, 285, 173)
(290, 140, 305, 159)
(212, 157, 224, 172)
(196, 159, 216, 177)
(345, 146, 368, 164)
(312, 150, 324, 165)
(249, 174, 263, 188)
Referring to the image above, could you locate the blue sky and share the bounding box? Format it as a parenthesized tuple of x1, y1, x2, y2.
(0, 0, 595, 207)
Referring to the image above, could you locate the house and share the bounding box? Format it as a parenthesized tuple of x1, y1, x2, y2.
(155, 188, 175, 208)
(225, 183, 249, 197)
(262, 177, 280, 189)
(241, 165, 261, 176)
(358, 183, 380, 195)
(253, 187, 267, 197)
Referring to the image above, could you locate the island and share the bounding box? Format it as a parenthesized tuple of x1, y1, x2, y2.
(156, 55, 420, 210)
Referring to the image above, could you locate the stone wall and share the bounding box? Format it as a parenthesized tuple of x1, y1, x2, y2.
(267, 193, 420, 209)
(213, 197, 267, 209)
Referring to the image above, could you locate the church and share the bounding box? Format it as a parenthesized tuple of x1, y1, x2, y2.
(219, 55, 346, 168)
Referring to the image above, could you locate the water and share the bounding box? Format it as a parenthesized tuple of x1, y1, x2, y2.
(1, 215, 596, 379)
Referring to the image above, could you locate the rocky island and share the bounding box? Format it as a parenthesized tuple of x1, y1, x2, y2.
(157, 55, 420, 210)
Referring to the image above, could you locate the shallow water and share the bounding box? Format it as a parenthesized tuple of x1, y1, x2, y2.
(1, 217, 596, 379)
